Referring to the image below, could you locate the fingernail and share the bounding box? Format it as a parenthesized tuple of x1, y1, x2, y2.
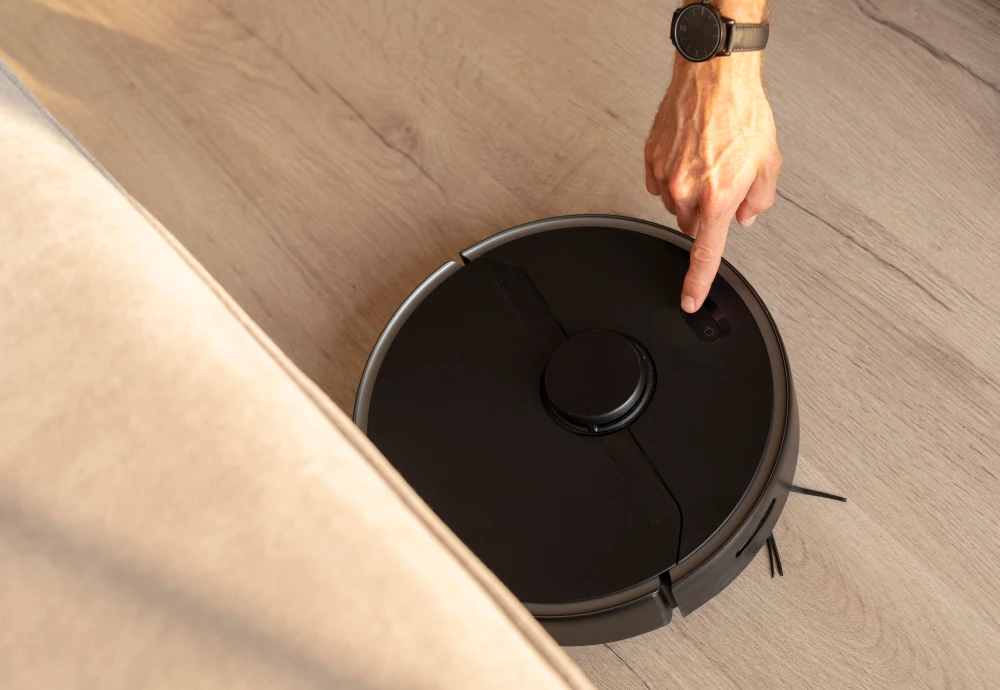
(681, 295, 696, 313)
(744, 215, 758, 227)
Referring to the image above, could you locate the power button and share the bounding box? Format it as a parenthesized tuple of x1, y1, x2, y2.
(681, 298, 730, 343)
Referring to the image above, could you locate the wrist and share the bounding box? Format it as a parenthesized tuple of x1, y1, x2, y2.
(672, 50, 763, 84)
(673, 1, 768, 73)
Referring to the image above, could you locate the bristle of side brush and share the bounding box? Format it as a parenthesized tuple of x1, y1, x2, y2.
(790, 485, 847, 502)
(768, 534, 783, 577)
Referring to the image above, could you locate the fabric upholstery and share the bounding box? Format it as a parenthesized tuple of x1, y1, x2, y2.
(0, 60, 594, 690)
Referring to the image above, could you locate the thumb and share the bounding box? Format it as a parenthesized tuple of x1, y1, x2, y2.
(736, 161, 778, 227)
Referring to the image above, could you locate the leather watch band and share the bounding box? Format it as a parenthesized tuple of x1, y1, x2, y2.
(729, 23, 769, 52)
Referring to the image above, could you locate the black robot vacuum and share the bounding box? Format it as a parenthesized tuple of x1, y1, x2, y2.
(354, 215, 799, 645)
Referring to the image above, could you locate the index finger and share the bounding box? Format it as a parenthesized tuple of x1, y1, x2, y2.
(680, 205, 733, 313)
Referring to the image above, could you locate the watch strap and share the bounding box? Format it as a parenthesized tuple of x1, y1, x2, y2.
(728, 23, 769, 52)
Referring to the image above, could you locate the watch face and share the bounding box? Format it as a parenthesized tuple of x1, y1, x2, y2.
(675, 3, 723, 62)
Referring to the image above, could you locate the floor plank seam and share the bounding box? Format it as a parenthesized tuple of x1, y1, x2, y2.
(854, 0, 1000, 96)
(774, 189, 951, 312)
(205, 0, 319, 93)
(203, 0, 444, 191)
(321, 78, 445, 191)
(604, 644, 653, 690)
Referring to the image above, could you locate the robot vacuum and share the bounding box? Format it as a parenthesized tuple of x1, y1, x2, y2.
(354, 215, 799, 645)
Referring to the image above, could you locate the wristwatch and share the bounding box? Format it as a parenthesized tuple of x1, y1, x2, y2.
(670, 1, 769, 63)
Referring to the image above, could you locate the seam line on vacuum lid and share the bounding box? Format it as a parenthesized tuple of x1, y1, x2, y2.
(482, 256, 568, 357)
(627, 429, 685, 567)
(594, 430, 684, 575)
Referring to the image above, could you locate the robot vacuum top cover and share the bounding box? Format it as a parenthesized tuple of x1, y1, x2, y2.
(354, 215, 798, 645)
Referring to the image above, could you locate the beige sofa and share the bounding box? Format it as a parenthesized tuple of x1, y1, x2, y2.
(0, 61, 595, 689)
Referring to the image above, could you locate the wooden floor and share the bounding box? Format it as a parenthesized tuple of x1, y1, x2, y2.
(3, 0, 999, 686)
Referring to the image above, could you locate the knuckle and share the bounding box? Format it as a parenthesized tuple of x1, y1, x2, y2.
(700, 177, 730, 211)
(690, 244, 716, 268)
(667, 175, 693, 201)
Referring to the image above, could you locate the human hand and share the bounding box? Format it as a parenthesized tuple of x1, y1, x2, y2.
(644, 53, 781, 313)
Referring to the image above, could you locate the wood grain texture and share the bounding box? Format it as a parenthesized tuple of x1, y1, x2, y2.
(2, 0, 999, 687)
